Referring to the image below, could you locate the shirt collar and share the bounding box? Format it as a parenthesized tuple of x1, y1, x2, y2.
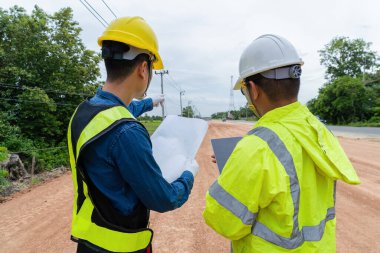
(96, 87, 128, 107)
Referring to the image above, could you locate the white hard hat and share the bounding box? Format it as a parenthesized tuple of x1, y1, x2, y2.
(234, 34, 304, 90)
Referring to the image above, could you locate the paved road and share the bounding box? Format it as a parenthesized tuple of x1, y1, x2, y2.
(227, 120, 380, 138)
(327, 125, 380, 138)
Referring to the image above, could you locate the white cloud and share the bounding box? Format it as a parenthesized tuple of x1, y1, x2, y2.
(2, 0, 380, 116)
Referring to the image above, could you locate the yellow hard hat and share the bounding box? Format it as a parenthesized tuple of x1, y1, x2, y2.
(98, 16, 164, 70)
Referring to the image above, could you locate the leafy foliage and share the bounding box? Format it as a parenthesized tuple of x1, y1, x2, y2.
(0, 169, 9, 189)
(308, 76, 375, 124)
(211, 104, 256, 120)
(0, 5, 101, 172)
(0, 147, 8, 162)
(0, 5, 101, 144)
(319, 37, 378, 81)
(182, 106, 194, 118)
(308, 36, 380, 125)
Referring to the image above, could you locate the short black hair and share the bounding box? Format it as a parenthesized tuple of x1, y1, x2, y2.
(245, 71, 300, 102)
(102, 40, 151, 82)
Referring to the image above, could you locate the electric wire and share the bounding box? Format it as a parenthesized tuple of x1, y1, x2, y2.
(0, 83, 94, 97)
(10, 146, 68, 154)
(0, 98, 77, 107)
(101, 0, 117, 19)
(82, 0, 109, 25)
(165, 75, 182, 91)
(79, 0, 107, 27)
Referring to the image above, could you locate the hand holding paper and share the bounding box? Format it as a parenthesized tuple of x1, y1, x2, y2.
(151, 115, 208, 182)
(185, 159, 199, 177)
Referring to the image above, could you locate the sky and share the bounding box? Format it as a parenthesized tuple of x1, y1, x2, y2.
(2, 0, 380, 117)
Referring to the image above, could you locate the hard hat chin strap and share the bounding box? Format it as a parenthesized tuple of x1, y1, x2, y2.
(241, 84, 261, 119)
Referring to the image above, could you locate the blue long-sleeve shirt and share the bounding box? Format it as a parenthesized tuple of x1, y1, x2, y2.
(82, 88, 194, 214)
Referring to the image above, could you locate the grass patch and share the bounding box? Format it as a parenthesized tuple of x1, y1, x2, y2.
(348, 122, 380, 127)
(31, 177, 42, 185)
(0, 147, 8, 162)
(140, 120, 162, 135)
(0, 169, 10, 189)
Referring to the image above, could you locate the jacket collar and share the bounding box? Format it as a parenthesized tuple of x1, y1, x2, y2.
(256, 101, 302, 125)
(95, 87, 128, 107)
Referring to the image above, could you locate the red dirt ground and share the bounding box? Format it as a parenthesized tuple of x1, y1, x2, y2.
(0, 121, 379, 253)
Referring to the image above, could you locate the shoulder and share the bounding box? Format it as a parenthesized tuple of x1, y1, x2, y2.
(108, 120, 151, 150)
(233, 132, 270, 158)
(112, 120, 149, 140)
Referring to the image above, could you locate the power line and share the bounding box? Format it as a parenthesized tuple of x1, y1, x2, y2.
(163, 75, 186, 116)
(165, 79, 180, 92)
(0, 98, 77, 107)
(101, 0, 117, 19)
(10, 146, 67, 154)
(79, 0, 107, 27)
(0, 83, 94, 97)
(165, 75, 182, 91)
(83, 0, 109, 25)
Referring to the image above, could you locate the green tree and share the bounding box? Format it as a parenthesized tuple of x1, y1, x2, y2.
(319, 37, 378, 81)
(0, 5, 101, 145)
(364, 71, 380, 122)
(0, 112, 34, 154)
(17, 87, 62, 142)
(310, 76, 375, 124)
(182, 106, 194, 118)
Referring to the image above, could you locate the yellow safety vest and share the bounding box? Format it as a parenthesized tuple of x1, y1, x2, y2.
(67, 101, 153, 252)
(203, 102, 360, 253)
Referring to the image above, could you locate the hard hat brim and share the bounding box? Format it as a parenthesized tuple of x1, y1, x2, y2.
(234, 78, 244, 90)
(152, 53, 164, 70)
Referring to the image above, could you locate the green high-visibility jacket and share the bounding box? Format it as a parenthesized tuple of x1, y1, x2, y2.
(203, 102, 360, 253)
(67, 102, 153, 252)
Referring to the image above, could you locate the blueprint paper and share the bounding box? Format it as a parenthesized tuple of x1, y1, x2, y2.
(151, 115, 208, 183)
(211, 137, 242, 173)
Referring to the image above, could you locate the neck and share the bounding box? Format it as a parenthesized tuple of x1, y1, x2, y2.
(260, 98, 298, 116)
(103, 78, 135, 106)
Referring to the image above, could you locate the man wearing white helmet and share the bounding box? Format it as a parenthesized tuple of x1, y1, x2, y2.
(203, 34, 360, 252)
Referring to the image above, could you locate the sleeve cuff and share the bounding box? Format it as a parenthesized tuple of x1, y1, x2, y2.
(146, 98, 154, 111)
(181, 170, 194, 185)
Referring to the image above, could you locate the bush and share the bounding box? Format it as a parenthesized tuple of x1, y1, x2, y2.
(0, 147, 8, 162)
(368, 116, 380, 124)
(35, 147, 69, 172)
(0, 169, 10, 189)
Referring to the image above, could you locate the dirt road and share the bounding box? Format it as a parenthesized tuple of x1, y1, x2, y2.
(0, 121, 379, 253)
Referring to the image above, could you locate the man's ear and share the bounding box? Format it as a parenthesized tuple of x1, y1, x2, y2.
(137, 61, 148, 79)
(248, 80, 259, 100)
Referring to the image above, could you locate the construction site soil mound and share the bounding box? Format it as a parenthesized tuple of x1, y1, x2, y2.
(0, 121, 379, 253)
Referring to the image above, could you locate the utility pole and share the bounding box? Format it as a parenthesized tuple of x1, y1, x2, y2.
(187, 101, 192, 118)
(245, 103, 248, 120)
(154, 70, 169, 118)
(180, 90, 185, 116)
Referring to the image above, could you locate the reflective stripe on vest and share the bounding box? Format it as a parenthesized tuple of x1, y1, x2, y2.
(68, 104, 153, 252)
(209, 126, 336, 249)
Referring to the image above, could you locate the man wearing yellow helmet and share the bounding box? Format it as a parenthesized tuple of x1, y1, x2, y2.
(67, 17, 198, 253)
(203, 34, 360, 252)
